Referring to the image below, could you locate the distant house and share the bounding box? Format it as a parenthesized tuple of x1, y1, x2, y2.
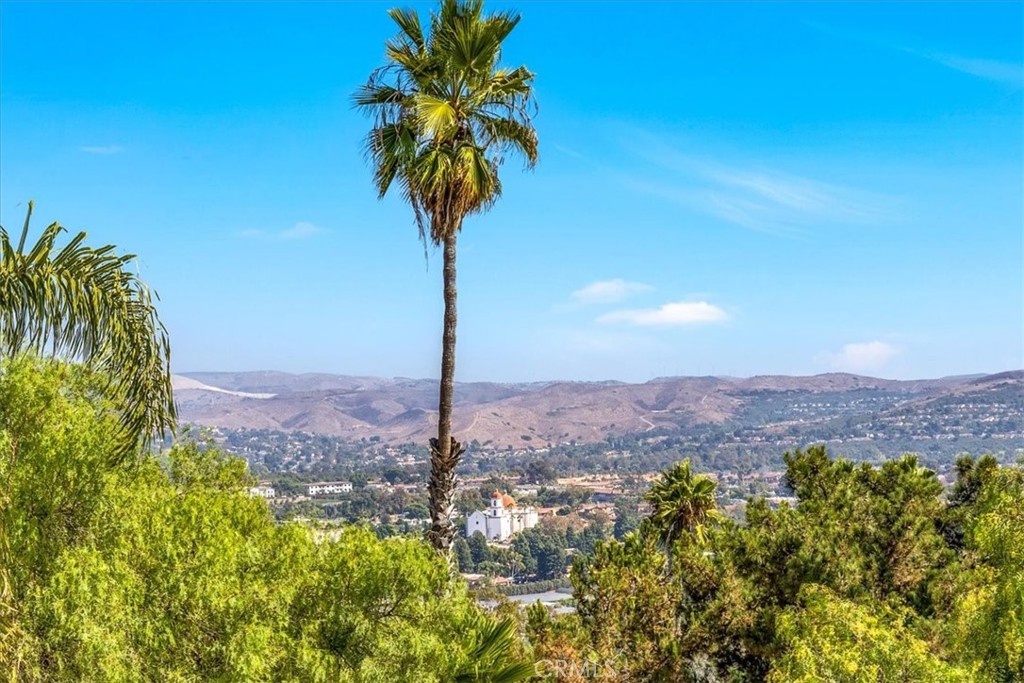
(307, 481, 353, 496)
(248, 484, 276, 499)
(460, 573, 486, 587)
(466, 491, 539, 542)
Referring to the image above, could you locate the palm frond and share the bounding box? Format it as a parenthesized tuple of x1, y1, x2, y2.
(475, 114, 538, 167)
(366, 121, 418, 198)
(441, 11, 500, 74)
(455, 615, 534, 683)
(0, 203, 175, 456)
(474, 66, 535, 106)
(415, 93, 458, 138)
(353, 82, 409, 109)
(456, 143, 498, 202)
(388, 7, 425, 50)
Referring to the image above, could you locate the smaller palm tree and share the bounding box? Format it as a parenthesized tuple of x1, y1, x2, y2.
(644, 459, 723, 554)
(0, 202, 175, 455)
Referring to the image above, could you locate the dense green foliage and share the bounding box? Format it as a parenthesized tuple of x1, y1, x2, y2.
(769, 585, 970, 682)
(2, 341, 1018, 683)
(0, 203, 174, 454)
(3, 349, 1015, 683)
(0, 357, 531, 682)
(941, 458, 1024, 681)
(528, 444, 1023, 682)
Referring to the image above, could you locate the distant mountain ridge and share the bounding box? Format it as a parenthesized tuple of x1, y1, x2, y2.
(174, 370, 1022, 448)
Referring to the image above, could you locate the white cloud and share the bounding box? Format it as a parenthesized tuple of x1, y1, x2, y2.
(279, 222, 326, 240)
(598, 300, 728, 327)
(240, 221, 328, 241)
(79, 145, 124, 155)
(624, 159, 893, 236)
(571, 279, 653, 304)
(821, 341, 902, 373)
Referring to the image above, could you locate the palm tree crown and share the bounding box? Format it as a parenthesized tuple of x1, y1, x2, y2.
(0, 202, 175, 454)
(355, 0, 538, 246)
(644, 459, 723, 549)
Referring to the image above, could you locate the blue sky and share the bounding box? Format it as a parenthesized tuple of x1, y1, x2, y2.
(1, 1, 1021, 382)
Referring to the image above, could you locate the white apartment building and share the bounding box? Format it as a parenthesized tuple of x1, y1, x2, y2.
(248, 485, 276, 499)
(307, 481, 353, 496)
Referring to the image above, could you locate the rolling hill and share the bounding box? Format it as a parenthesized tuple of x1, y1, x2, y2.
(174, 370, 1021, 449)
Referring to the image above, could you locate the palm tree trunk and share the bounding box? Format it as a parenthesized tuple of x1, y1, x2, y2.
(428, 232, 465, 552)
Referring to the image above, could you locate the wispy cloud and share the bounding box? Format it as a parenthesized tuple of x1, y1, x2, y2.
(554, 144, 587, 160)
(620, 140, 894, 236)
(910, 50, 1024, 87)
(820, 340, 902, 373)
(598, 300, 728, 327)
(79, 145, 124, 155)
(805, 20, 1023, 88)
(571, 278, 653, 304)
(240, 221, 328, 241)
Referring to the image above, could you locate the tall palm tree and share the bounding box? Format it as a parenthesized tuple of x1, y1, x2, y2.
(356, 0, 538, 552)
(0, 201, 175, 455)
(644, 459, 723, 554)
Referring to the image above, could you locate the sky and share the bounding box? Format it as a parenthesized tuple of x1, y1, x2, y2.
(1, 1, 1021, 383)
